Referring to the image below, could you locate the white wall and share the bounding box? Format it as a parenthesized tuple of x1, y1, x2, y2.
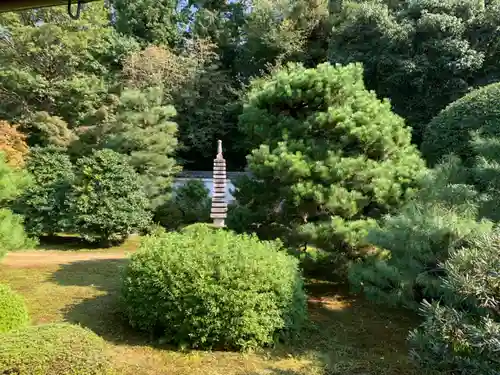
(172, 178, 236, 203)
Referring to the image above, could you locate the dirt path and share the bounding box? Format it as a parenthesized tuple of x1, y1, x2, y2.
(1, 250, 129, 268)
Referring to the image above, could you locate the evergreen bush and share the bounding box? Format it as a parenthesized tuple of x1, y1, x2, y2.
(348, 158, 493, 310)
(0, 323, 112, 375)
(0, 209, 37, 260)
(66, 149, 152, 245)
(0, 283, 29, 334)
(233, 62, 425, 263)
(121, 224, 307, 350)
(422, 82, 500, 167)
(154, 179, 211, 230)
(409, 230, 500, 375)
(15, 147, 74, 237)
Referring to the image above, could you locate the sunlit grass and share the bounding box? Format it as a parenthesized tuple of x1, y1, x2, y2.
(0, 240, 423, 375)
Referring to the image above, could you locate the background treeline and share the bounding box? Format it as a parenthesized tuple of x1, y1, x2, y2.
(1, 1, 500, 374)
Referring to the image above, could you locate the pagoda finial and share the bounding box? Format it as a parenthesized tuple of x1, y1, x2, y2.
(217, 140, 223, 159)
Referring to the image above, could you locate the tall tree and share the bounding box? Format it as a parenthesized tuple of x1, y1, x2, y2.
(231, 63, 425, 271)
(74, 86, 179, 208)
(122, 42, 243, 170)
(329, 0, 500, 145)
(112, 0, 183, 46)
(0, 2, 139, 129)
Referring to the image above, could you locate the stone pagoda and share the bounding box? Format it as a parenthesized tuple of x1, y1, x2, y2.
(210, 140, 228, 227)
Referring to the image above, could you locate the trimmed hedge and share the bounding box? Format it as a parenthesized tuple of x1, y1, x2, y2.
(0, 283, 29, 334)
(122, 224, 307, 350)
(422, 82, 500, 166)
(0, 323, 112, 375)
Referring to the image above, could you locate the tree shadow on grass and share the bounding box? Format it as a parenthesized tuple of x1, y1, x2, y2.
(50, 259, 421, 374)
(264, 281, 422, 375)
(50, 258, 152, 346)
(37, 235, 103, 251)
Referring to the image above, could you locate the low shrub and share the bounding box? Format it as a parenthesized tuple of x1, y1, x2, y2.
(0, 283, 29, 334)
(409, 230, 500, 375)
(0, 323, 112, 375)
(154, 179, 211, 230)
(122, 224, 307, 350)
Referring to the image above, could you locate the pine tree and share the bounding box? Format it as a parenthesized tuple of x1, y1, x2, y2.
(232, 62, 425, 267)
(76, 86, 180, 208)
(348, 156, 494, 309)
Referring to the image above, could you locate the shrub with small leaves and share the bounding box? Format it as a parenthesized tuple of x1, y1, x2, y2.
(122, 224, 307, 350)
(0, 323, 112, 375)
(66, 149, 151, 245)
(422, 82, 500, 167)
(409, 230, 500, 375)
(15, 147, 74, 237)
(0, 284, 29, 334)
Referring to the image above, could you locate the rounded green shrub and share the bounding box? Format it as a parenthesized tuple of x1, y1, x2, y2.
(15, 146, 75, 237)
(0, 283, 29, 334)
(66, 149, 152, 245)
(121, 224, 307, 350)
(422, 82, 500, 167)
(0, 323, 112, 375)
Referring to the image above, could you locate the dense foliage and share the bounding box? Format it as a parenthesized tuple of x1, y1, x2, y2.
(122, 224, 307, 350)
(409, 230, 500, 375)
(16, 147, 75, 237)
(66, 149, 151, 244)
(0, 152, 36, 257)
(2, 0, 500, 371)
(329, 0, 500, 145)
(422, 82, 500, 167)
(75, 86, 179, 207)
(0, 283, 29, 334)
(154, 179, 211, 230)
(0, 4, 138, 129)
(349, 157, 494, 309)
(0, 323, 112, 375)
(0, 121, 28, 167)
(232, 62, 425, 264)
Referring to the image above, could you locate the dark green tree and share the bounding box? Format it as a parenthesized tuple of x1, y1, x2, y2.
(112, 0, 183, 46)
(75, 86, 179, 208)
(422, 82, 500, 167)
(328, 0, 500, 144)
(121, 42, 243, 170)
(232, 62, 425, 266)
(15, 147, 75, 237)
(0, 3, 139, 128)
(66, 149, 151, 245)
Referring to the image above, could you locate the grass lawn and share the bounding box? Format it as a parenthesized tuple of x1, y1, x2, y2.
(0, 237, 422, 375)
